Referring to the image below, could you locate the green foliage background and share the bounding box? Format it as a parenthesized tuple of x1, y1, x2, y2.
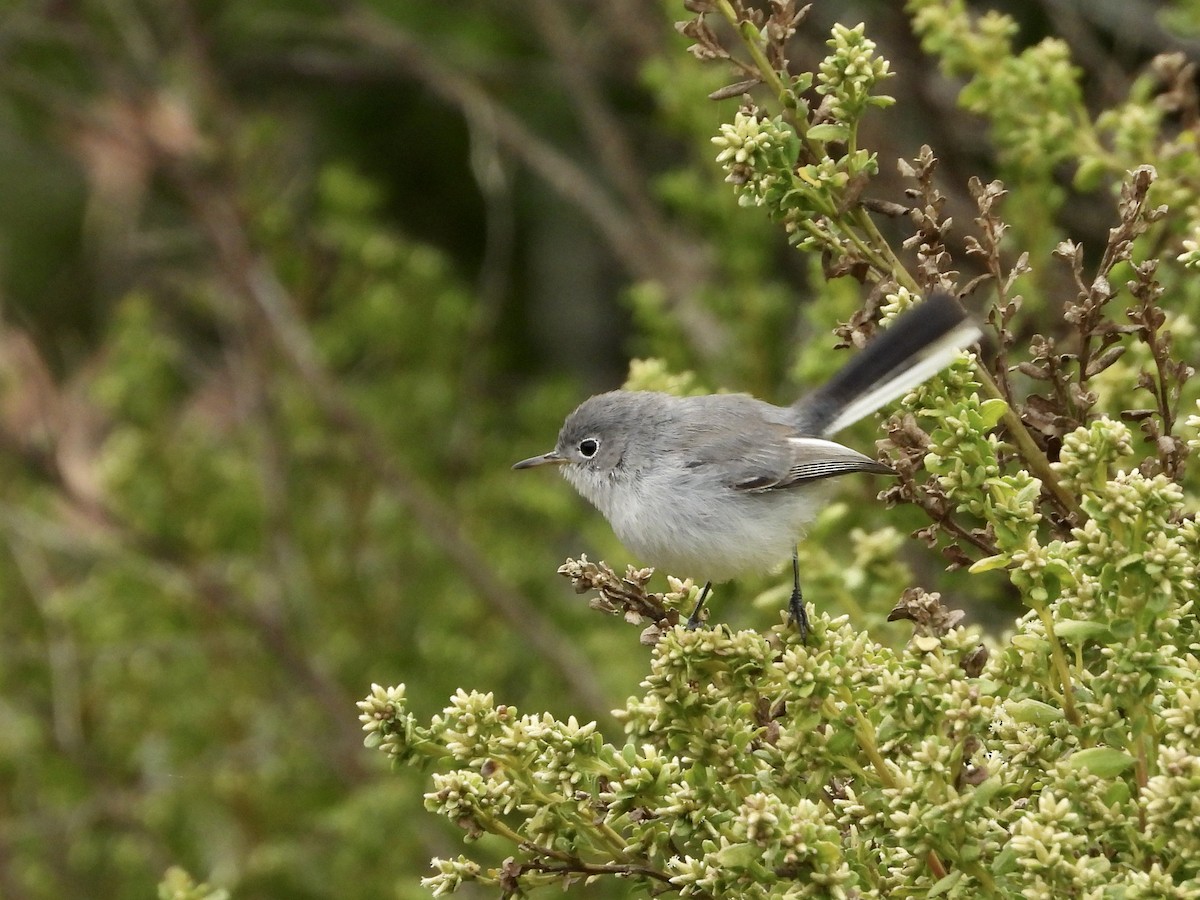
(1, 1, 1199, 898)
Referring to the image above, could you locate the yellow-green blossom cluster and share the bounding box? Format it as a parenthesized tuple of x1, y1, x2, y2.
(1144, 747, 1200, 890)
(1162, 658, 1200, 748)
(157, 868, 230, 900)
(1051, 419, 1134, 494)
(711, 110, 798, 207)
(622, 357, 707, 396)
(670, 792, 855, 898)
(909, 2, 1084, 176)
(422, 856, 481, 897)
(710, 22, 893, 251)
(1006, 782, 1106, 895)
(906, 0, 1017, 75)
(815, 23, 895, 126)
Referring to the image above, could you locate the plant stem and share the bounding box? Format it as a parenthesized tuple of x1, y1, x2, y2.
(1030, 602, 1081, 726)
(832, 691, 951, 882)
(715, 1, 787, 101)
(977, 368, 1083, 520)
(523, 858, 679, 886)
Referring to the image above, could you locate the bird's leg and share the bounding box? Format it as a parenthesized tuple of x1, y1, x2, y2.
(788, 549, 809, 643)
(686, 581, 712, 631)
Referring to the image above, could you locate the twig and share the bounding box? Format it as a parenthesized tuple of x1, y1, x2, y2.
(522, 858, 677, 885)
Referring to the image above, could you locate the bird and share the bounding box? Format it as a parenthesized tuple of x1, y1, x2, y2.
(514, 291, 982, 639)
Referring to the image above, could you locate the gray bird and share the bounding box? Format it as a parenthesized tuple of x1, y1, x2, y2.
(514, 292, 981, 638)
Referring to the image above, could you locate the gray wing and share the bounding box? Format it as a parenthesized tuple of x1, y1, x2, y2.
(722, 435, 894, 492)
(675, 403, 894, 492)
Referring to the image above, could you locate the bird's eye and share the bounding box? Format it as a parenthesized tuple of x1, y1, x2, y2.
(578, 438, 600, 458)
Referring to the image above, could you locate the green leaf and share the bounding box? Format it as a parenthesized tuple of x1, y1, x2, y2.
(979, 397, 1009, 429)
(714, 842, 760, 868)
(1068, 747, 1135, 778)
(1010, 633, 1048, 653)
(1054, 619, 1110, 642)
(968, 554, 1010, 574)
(971, 776, 1004, 808)
(791, 72, 815, 94)
(1116, 553, 1145, 571)
(807, 123, 851, 143)
(993, 846, 1019, 876)
(1104, 779, 1132, 806)
(781, 130, 801, 164)
(1111, 617, 1136, 642)
(1007, 698, 1064, 726)
(928, 870, 964, 896)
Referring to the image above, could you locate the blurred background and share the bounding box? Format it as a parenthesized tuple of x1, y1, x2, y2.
(0, 1, 1195, 897)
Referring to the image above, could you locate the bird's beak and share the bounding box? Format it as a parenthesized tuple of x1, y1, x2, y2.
(512, 450, 567, 470)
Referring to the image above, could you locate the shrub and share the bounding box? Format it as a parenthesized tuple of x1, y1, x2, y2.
(361, 2, 1200, 896)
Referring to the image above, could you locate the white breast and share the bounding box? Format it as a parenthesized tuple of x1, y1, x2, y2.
(566, 463, 833, 583)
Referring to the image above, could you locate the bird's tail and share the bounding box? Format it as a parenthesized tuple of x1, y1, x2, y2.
(795, 291, 983, 436)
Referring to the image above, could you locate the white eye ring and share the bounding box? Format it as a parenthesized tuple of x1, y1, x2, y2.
(578, 438, 600, 458)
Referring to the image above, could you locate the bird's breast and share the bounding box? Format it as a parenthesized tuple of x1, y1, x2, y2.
(591, 466, 832, 582)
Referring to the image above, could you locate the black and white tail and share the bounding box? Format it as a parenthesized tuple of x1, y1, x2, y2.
(796, 291, 983, 436)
